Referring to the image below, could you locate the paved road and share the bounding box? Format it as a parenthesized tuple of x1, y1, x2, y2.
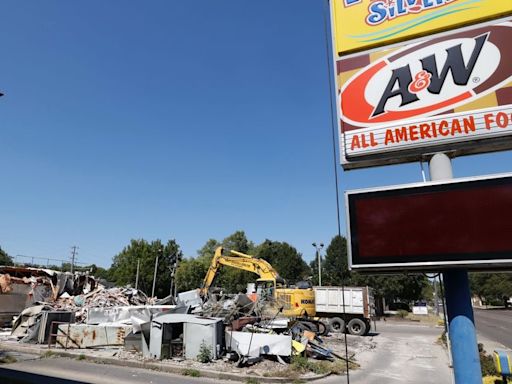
(318, 321, 452, 384)
(0, 358, 230, 384)
(474, 308, 512, 349)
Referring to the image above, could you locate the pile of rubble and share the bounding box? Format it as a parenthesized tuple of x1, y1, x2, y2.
(1, 267, 353, 378)
(51, 287, 150, 323)
(0, 266, 96, 326)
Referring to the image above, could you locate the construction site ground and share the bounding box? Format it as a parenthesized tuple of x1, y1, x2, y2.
(0, 319, 453, 384)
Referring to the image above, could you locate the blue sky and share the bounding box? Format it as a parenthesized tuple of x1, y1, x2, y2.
(1, 1, 511, 268)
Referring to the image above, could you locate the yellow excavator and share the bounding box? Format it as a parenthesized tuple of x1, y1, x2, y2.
(200, 246, 317, 318)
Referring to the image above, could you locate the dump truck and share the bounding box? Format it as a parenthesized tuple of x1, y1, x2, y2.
(314, 286, 375, 336)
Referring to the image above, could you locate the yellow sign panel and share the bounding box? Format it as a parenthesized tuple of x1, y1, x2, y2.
(332, 0, 512, 55)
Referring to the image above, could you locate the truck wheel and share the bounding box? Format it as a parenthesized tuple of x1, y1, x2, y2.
(328, 317, 345, 333)
(316, 321, 329, 336)
(347, 318, 367, 336)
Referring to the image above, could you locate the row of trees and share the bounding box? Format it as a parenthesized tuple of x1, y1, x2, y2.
(470, 273, 512, 306)
(2, 234, 511, 305)
(175, 231, 311, 293)
(308, 235, 430, 304)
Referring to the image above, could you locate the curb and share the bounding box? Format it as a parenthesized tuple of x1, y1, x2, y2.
(0, 341, 332, 383)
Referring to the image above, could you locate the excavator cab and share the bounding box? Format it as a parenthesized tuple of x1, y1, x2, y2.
(255, 278, 280, 301)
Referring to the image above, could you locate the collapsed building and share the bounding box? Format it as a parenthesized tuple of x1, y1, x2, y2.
(0, 260, 351, 370)
(0, 266, 96, 326)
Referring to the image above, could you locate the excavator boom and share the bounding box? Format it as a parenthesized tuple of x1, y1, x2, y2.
(200, 246, 316, 318)
(201, 247, 283, 295)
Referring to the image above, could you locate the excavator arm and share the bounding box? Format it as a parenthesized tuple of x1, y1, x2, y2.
(200, 246, 285, 296)
(199, 246, 319, 320)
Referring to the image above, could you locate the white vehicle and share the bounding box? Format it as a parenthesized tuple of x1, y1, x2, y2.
(314, 286, 375, 336)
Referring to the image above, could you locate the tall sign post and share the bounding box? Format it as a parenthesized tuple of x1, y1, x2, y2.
(329, 1, 512, 382)
(429, 154, 481, 383)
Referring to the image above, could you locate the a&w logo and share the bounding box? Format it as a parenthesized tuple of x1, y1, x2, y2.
(340, 23, 512, 128)
(372, 32, 488, 117)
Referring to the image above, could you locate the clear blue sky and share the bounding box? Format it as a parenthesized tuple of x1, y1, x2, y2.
(1, 1, 511, 268)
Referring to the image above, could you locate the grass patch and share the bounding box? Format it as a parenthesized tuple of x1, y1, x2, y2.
(266, 356, 358, 379)
(245, 378, 260, 384)
(0, 354, 17, 364)
(76, 354, 86, 361)
(42, 350, 56, 358)
(182, 368, 201, 377)
(437, 331, 447, 348)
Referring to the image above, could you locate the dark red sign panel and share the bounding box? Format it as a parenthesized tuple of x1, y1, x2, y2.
(347, 174, 512, 271)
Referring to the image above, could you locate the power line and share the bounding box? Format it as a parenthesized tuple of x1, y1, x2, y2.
(14, 254, 89, 268)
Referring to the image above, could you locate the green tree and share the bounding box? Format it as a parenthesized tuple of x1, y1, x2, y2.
(311, 235, 428, 305)
(0, 246, 13, 266)
(197, 239, 221, 264)
(110, 238, 182, 298)
(89, 264, 111, 281)
(215, 231, 256, 293)
(470, 273, 512, 305)
(321, 235, 349, 286)
(255, 240, 310, 284)
(175, 258, 208, 292)
(351, 273, 428, 304)
(222, 230, 253, 254)
(176, 231, 257, 294)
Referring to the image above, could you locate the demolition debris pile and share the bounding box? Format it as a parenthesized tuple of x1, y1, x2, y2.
(0, 265, 358, 378)
(51, 287, 150, 323)
(0, 266, 96, 326)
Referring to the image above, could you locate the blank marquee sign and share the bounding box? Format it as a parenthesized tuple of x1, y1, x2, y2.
(345, 173, 512, 272)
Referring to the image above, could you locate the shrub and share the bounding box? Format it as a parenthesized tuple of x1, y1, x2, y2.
(290, 355, 310, 373)
(196, 341, 212, 363)
(396, 310, 409, 318)
(479, 344, 498, 377)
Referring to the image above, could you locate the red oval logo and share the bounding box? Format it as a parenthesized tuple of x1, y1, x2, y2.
(340, 22, 512, 128)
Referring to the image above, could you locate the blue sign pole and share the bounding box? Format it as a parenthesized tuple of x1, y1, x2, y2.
(429, 154, 482, 384)
(444, 269, 482, 383)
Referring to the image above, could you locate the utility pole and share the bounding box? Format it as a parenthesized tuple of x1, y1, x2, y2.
(135, 259, 140, 290)
(151, 255, 159, 298)
(70, 246, 79, 274)
(312, 243, 324, 286)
